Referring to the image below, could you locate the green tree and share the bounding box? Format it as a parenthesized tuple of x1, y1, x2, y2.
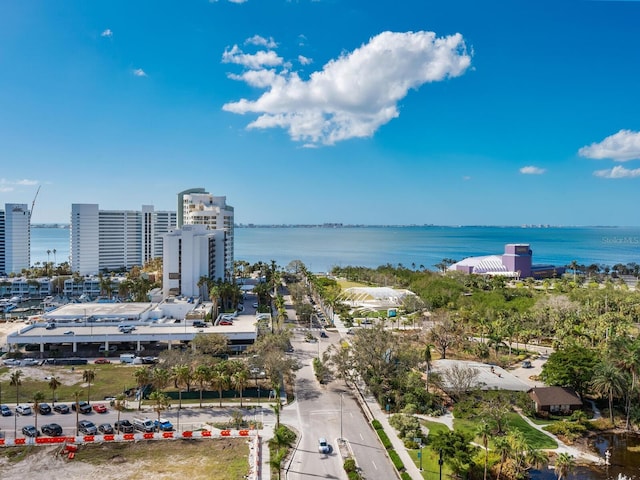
(194, 364, 212, 408)
(211, 362, 230, 408)
(554, 452, 575, 480)
(48, 376, 62, 404)
(476, 421, 492, 480)
(148, 391, 170, 431)
(591, 360, 626, 424)
(540, 344, 598, 397)
(231, 364, 249, 408)
(429, 430, 477, 477)
(10, 370, 23, 408)
(32, 391, 45, 431)
(172, 364, 192, 410)
(134, 366, 152, 410)
(114, 393, 127, 433)
(82, 369, 96, 404)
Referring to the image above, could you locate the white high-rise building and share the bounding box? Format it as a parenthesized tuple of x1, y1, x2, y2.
(178, 188, 234, 279)
(71, 204, 176, 275)
(1, 203, 31, 274)
(162, 225, 226, 298)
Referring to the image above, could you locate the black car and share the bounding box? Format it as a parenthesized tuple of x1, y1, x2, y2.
(72, 401, 92, 414)
(38, 403, 52, 415)
(98, 423, 114, 434)
(320, 331, 329, 338)
(53, 404, 70, 414)
(22, 425, 39, 437)
(78, 420, 97, 435)
(41, 423, 63, 436)
(114, 419, 134, 433)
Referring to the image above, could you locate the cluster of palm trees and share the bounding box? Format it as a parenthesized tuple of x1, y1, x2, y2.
(133, 359, 251, 410)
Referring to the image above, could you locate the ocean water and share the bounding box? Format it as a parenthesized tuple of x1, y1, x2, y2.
(31, 225, 640, 272)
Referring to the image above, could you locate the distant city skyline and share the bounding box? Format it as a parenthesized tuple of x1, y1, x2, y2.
(1, 1, 639, 226)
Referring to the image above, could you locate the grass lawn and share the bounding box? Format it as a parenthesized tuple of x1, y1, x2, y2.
(336, 279, 370, 289)
(407, 420, 453, 479)
(453, 413, 557, 450)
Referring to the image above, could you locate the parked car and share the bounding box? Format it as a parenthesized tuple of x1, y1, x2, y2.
(72, 401, 91, 414)
(53, 404, 70, 414)
(114, 419, 134, 433)
(78, 420, 97, 435)
(192, 320, 208, 328)
(98, 423, 114, 434)
(318, 437, 330, 454)
(320, 331, 329, 338)
(94, 358, 111, 364)
(154, 418, 174, 431)
(38, 403, 52, 415)
(92, 404, 108, 414)
(522, 360, 533, 369)
(252, 303, 259, 308)
(22, 425, 39, 437)
(16, 404, 32, 415)
(219, 320, 233, 326)
(63, 330, 74, 335)
(98, 345, 117, 353)
(41, 423, 63, 436)
(3, 359, 21, 366)
(0, 405, 12, 416)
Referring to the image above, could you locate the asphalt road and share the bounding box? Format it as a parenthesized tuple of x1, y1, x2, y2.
(282, 329, 396, 480)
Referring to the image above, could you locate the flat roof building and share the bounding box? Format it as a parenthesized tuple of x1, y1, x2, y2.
(0, 203, 31, 275)
(70, 204, 176, 275)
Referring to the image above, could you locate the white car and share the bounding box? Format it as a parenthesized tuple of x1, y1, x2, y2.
(318, 437, 330, 454)
(16, 404, 32, 415)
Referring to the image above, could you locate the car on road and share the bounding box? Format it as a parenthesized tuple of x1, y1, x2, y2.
(0, 405, 12, 416)
(72, 401, 91, 414)
(16, 404, 32, 415)
(94, 357, 111, 364)
(22, 425, 39, 437)
(320, 331, 328, 338)
(98, 423, 114, 434)
(522, 360, 533, 369)
(38, 403, 52, 415)
(154, 418, 174, 431)
(41, 423, 63, 436)
(318, 437, 330, 454)
(252, 302, 259, 308)
(63, 330, 74, 335)
(78, 420, 98, 435)
(53, 404, 70, 414)
(114, 419, 134, 433)
(92, 404, 108, 414)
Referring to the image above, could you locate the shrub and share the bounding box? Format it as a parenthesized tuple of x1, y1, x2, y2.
(343, 458, 357, 473)
(375, 428, 393, 450)
(388, 449, 405, 471)
(372, 419, 382, 430)
(401, 473, 412, 480)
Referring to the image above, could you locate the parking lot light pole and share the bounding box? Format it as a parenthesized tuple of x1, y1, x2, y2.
(340, 393, 343, 441)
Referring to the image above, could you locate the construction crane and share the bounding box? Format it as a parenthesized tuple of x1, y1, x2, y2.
(31, 185, 41, 219)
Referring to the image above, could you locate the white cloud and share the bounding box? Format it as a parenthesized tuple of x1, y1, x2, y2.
(222, 45, 283, 69)
(298, 55, 312, 65)
(519, 166, 546, 175)
(229, 0, 248, 3)
(16, 179, 39, 186)
(578, 129, 640, 162)
(246, 35, 277, 49)
(101, 29, 113, 38)
(132, 68, 147, 77)
(593, 165, 640, 179)
(222, 30, 471, 145)
(0, 178, 39, 191)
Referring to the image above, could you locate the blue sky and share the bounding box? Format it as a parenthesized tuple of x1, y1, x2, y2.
(1, 0, 639, 226)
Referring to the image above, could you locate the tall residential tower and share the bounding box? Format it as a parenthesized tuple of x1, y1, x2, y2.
(0, 203, 31, 275)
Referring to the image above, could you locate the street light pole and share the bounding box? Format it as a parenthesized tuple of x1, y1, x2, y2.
(340, 393, 343, 441)
(439, 449, 443, 480)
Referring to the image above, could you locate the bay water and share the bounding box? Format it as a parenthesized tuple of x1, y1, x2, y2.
(31, 225, 640, 272)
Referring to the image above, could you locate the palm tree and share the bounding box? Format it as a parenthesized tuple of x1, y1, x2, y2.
(10, 369, 23, 406)
(148, 391, 170, 431)
(48, 376, 61, 404)
(231, 366, 249, 408)
(424, 344, 433, 392)
(211, 362, 230, 407)
(476, 421, 492, 480)
(194, 364, 211, 408)
(32, 391, 45, 431)
(172, 364, 192, 410)
(494, 435, 511, 480)
(82, 369, 96, 404)
(554, 452, 575, 480)
(591, 361, 626, 424)
(134, 367, 151, 410)
(113, 394, 126, 433)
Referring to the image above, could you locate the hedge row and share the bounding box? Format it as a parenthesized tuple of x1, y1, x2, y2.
(372, 420, 406, 474)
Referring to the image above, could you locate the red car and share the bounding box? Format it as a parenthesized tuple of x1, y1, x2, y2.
(94, 358, 110, 364)
(92, 404, 108, 414)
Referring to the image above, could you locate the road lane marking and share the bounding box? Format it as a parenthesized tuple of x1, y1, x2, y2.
(372, 460, 378, 469)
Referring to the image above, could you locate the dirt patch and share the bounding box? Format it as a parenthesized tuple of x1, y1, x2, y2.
(0, 438, 250, 480)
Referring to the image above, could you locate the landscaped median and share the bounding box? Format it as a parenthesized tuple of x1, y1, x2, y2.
(371, 419, 411, 480)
